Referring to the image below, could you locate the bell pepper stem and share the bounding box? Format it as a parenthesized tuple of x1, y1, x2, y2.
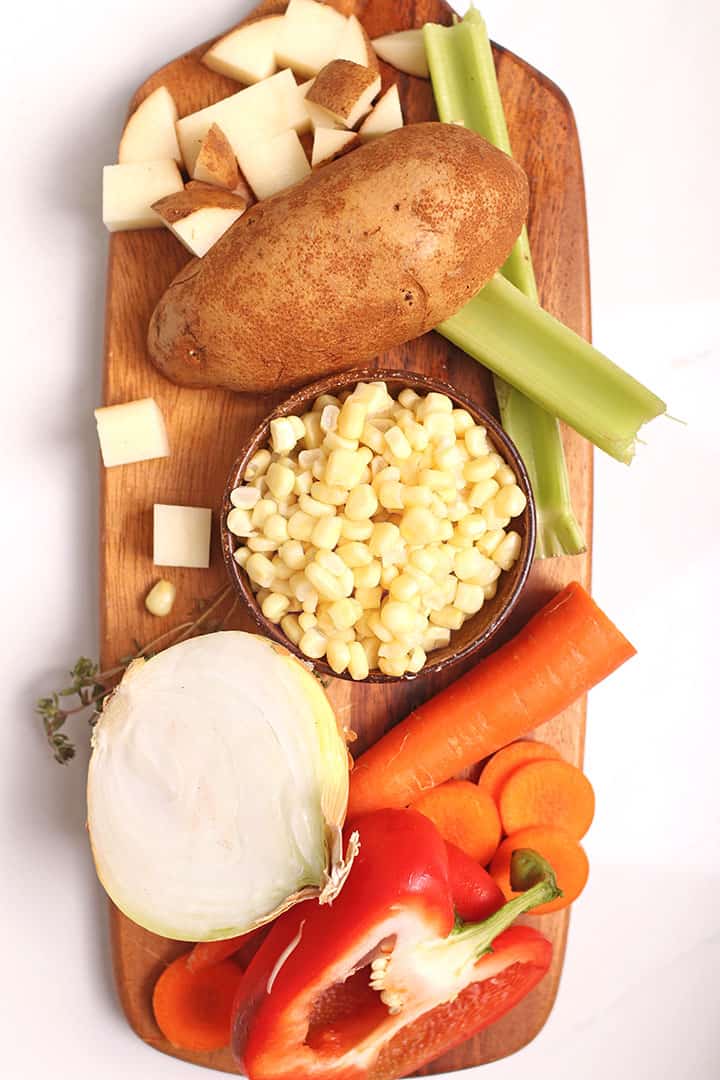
(447, 849, 560, 960)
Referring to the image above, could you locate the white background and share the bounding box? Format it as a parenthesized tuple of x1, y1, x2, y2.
(3, 0, 719, 1077)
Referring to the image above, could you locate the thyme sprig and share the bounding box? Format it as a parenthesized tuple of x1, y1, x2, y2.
(37, 586, 236, 764)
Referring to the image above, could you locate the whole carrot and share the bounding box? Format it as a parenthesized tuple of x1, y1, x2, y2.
(348, 582, 634, 817)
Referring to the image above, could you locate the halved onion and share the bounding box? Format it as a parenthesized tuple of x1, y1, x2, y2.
(87, 631, 353, 941)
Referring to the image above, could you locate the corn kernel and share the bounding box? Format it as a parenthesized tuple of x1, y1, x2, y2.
(351, 381, 392, 415)
(458, 513, 487, 539)
(494, 464, 516, 486)
(369, 522, 401, 556)
(468, 478, 500, 509)
(348, 641, 370, 680)
(452, 409, 474, 435)
(287, 510, 315, 541)
(446, 497, 471, 523)
(476, 528, 506, 556)
(481, 499, 511, 531)
(345, 484, 378, 521)
(355, 586, 383, 609)
(323, 431, 359, 454)
(464, 426, 489, 458)
(325, 448, 363, 487)
(338, 399, 367, 440)
(311, 516, 343, 550)
(280, 613, 302, 644)
(251, 499, 277, 529)
(300, 628, 327, 659)
(337, 541, 373, 567)
(407, 645, 427, 673)
(378, 480, 405, 510)
(246, 552, 275, 588)
(360, 422, 386, 454)
(298, 448, 323, 471)
(398, 387, 421, 410)
(314, 394, 340, 411)
(380, 565, 400, 589)
(248, 536, 280, 553)
(298, 611, 317, 632)
(299, 493, 336, 518)
(361, 637, 380, 670)
(404, 421, 429, 452)
(402, 485, 432, 508)
(430, 605, 464, 630)
(301, 412, 323, 449)
(308, 481, 344, 507)
(305, 562, 344, 601)
(424, 411, 456, 444)
(494, 484, 527, 519)
(270, 417, 298, 455)
(400, 507, 437, 545)
(384, 425, 412, 460)
(245, 448, 271, 480)
(263, 513, 289, 543)
(378, 655, 408, 677)
(418, 392, 453, 419)
(454, 582, 485, 615)
(320, 404, 339, 433)
(233, 546, 250, 568)
(230, 486, 260, 511)
(353, 560, 382, 588)
(389, 573, 419, 602)
(380, 600, 416, 636)
(270, 556, 293, 581)
(328, 598, 363, 630)
(261, 592, 290, 623)
(493, 530, 522, 571)
(483, 582, 498, 600)
(227, 507, 254, 537)
(326, 638, 351, 674)
(340, 517, 373, 541)
(453, 547, 485, 582)
(423, 626, 451, 652)
(293, 471, 313, 497)
(266, 462, 295, 499)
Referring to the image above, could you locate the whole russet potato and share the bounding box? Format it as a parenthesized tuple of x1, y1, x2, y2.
(148, 122, 528, 393)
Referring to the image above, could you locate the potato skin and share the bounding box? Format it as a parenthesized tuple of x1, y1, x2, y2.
(148, 122, 528, 393)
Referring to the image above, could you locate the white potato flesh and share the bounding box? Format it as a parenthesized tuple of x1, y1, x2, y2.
(87, 632, 348, 941)
(176, 70, 309, 173)
(371, 29, 430, 78)
(170, 206, 245, 257)
(102, 161, 183, 231)
(312, 128, 357, 167)
(202, 15, 285, 85)
(359, 85, 404, 141)
(118, 86, 182, 165)
(94, 398, 169, 467)
(275, 0, 348, 78)
(237, 129, 311, 200)
(153, 504, 212, 568)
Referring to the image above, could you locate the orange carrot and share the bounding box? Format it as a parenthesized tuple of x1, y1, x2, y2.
(412, 780, 501, 864)
(498, 760, 595, 839)
(489, 827, 589, 914)
(348, 583, 635, 817)
(152, 952, 244, 1052)
(188, 927, 263, 973)
(478, 740, 561, 804)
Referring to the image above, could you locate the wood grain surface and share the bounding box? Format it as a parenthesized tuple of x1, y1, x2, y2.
(100, 0, 593, 1074)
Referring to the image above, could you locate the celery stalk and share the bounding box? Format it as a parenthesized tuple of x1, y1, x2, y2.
(424, 10, 586, 556)
(440, 274, 666, 464)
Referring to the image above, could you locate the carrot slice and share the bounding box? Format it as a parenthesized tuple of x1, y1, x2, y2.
(412, 780, 501, 864)
(478, 740, 561, 804)
(152, 952, 244, 1052)
(498, 760, 595, 839)
(489, 827, 589, 914)
(349, 582, 635, 817)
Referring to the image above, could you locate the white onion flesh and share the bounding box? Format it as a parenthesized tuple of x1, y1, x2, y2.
(87, 631, 350, 941)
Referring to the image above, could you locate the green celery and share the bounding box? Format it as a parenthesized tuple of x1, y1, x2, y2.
(424, 9, 585, 556)
(440, 273, 666, 464)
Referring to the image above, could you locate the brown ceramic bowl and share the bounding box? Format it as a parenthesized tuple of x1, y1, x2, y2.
(221, 368, 536, 682)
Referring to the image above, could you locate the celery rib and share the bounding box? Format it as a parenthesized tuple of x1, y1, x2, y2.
(424, 10, 586, 557)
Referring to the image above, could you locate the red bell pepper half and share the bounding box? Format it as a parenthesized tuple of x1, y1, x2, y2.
(232, 809, 557, 1080)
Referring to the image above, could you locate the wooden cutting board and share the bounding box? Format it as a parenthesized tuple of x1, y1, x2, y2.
(100, 0, 593, 1073)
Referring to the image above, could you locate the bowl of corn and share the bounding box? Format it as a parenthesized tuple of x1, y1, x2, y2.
(220, 368, 536, 682)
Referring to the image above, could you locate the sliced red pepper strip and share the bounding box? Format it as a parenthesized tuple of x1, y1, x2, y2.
(187, 926, 264, 973)
(233, 810, 555, 1080)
